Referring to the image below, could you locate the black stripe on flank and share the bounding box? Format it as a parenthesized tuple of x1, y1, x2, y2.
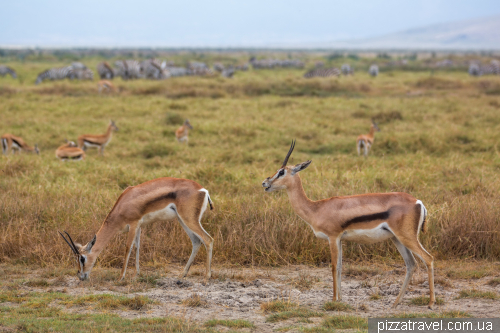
(341, 211, 390, 229)
(142, 192, 177, 214)
(11, 138, 22, 147)
(84, 139, 101, 145)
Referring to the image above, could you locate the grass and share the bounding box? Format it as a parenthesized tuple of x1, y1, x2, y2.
(260, 299, 298, 313)
(456, 289, 499, 300)
(391, 311, 472, 318)
(0, 306, 210, 333)
(266, 308, 324, 323)
(321, 315, 367, 330)
(62, 294, 155, 310)
(1, 58, 500, 272)
(409, 296, 445, 306)
(181, 293, 209, 308)
(322, 301, 353, 311)
(204, 319, 254, 328)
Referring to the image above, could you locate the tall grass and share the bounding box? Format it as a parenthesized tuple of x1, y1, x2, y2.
(1, 64, 500, 270)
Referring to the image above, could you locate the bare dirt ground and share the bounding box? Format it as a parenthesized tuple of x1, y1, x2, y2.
(2, 261, 500, 332)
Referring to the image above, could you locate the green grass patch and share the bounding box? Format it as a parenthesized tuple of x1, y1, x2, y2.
(24, 279, 49, 287)
(137, 273, 161, 287)
(456, 289, 499, 300)
(321, 315, 367, 330)
(322, 301, 353, 311)
(409, 296, 445, 306)
(260, 299, 298, 313)
(0, 306, 210, 332)
(61, 294, 155, 310)
(391, 311, 472, 318)
(446, 269, 493, 279)
(204, 319, 254, 328)
(266, 308, 324, 323)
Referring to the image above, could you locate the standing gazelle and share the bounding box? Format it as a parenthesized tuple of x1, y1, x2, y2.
(356, 121, 380, 157)
(1, 134, 39, 155)
(59, 177, 214, 281)
(55, 140, 85, 161)
(262, 141, 435, 309)
(77, 120, 118, 155)
(175, 119, 193, 144)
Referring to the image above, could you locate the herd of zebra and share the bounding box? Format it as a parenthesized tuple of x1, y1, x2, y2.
(303, 64, 379, 78)
(2, 58, 499, 84)
(468, 60, 500, 76)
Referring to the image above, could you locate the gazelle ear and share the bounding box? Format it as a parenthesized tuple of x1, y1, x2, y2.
(291, 160, 312, 175)
(85, 235, 97, 253)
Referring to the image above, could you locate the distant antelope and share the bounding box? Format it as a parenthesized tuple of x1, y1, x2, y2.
(77, 120, 119, 155)
(1, 134, 39, 155)
(369, 64, 379, 77)
(55, 140, 85, 161)
(356, 121, 380, 157)
(98, 80, 116, 93)
(175, 119, 193, 144)
(262, 141, 435, 308)
(58, 177, 214, 281)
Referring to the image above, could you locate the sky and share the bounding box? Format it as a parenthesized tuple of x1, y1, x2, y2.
(1, 0, 500, 48)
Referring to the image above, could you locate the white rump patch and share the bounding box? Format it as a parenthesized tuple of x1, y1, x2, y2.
(341, 222, 394, 244)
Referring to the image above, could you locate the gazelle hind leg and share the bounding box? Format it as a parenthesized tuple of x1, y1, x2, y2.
(356, 141, 361, 156)
(363, 142, 368, 157)
(119, 225, 138, 280)
(179, 225, 202, 278)
(400, 240, 435, 309)
(391, 237, 417, 308)
(135, 227, 141, 275)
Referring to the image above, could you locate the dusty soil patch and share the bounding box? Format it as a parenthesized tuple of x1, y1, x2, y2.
(1, 263, 499, 332)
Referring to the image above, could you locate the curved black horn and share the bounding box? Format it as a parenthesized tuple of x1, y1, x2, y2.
(58, 231, 78, 255)
(64, 231, 80, 255)
(282, 139, 296, 167)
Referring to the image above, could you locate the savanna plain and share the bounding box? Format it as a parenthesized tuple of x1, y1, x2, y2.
(1, 54, 500, 332)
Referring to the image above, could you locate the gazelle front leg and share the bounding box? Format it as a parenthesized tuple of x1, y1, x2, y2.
(329, 237, 341, 301)
(119, 224, 138, 280)
(135, 227, 141, 276)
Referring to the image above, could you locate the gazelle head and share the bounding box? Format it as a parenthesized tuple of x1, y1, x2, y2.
(184, 119, 193, 130)
(262, 140, 311, 192)
(110, 120, 119, 132)
(371, 121, 380, 132)
(59, 231, 97, 281)
(64, 140, 77, 147)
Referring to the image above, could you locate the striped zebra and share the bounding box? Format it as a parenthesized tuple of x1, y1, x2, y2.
(303, 67, 341, 78)
(35, 66, 75, 84)
(71, 62, 87, 70)
(469, 61, 500, 76)
(341, 64, 354, 76)
(74, 68, 94, 81)
(0, 65, 17, 78)
(167, 66, 189, 77)
(369, 64, 379, 77)
(188, 61, 214, 76)
(97, 62, 114, 79)
(114, 60, 141, 80)
(140, 59, 170, 80)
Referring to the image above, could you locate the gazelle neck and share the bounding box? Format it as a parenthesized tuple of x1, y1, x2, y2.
(285, 175, 316, 224)
(368, 125, 376, 138)
(91, 218, 122, 256)
(105, 125, 114, 139)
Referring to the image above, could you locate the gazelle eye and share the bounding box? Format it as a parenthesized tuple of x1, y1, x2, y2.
(278, 169, 285, 177)
(80, 256, 85, 265)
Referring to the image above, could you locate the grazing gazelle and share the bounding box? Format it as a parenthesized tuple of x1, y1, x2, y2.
(262, 141, 435, 309)
(356, 121, 380, 157)
(175, 119, 193, 143)
(98, 80, 116, 93)
(1, 134, 39, 155)
(59, 177, 214, 281)
(77, 120, 118, 155)
(55, 140, 85, 161)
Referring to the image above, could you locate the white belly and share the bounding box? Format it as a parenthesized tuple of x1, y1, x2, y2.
(341, 222, 393, 244)
(140, 203, 178, 226)
(84, 142, 101, 148)
(12, 142, 21, 149)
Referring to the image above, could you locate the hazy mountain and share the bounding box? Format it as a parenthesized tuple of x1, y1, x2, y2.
(328, 15, 500, 50)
